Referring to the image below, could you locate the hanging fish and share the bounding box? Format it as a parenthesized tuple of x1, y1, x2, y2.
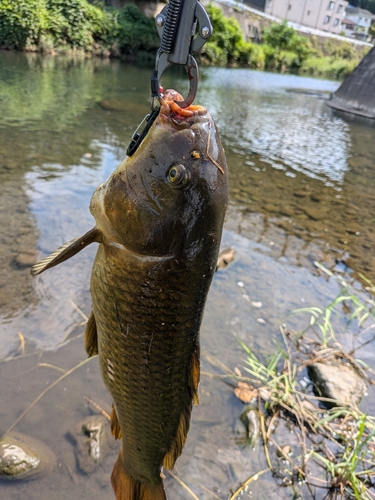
(31, 90, 228, 500)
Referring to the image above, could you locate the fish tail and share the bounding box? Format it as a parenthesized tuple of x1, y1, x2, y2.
(111, 451, 167, 500)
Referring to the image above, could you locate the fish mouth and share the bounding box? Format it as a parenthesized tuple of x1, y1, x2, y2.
(159, 89, 207, 127)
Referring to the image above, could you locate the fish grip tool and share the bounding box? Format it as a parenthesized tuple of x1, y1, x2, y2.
(152, 0, 212, 109)
(127, 0, 212, 156)
(126, 107, 160, 157)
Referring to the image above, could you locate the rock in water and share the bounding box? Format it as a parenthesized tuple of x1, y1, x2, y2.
(216, 247, 235, 270)
(308, 362, 366, 407)
(70, 416, 110, 474)
(0, 432, 55, 480)
(239, 407, 260, 447)
(326, 46, 375, 118)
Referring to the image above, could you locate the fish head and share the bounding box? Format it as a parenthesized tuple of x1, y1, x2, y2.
(90, 90, 228, 259)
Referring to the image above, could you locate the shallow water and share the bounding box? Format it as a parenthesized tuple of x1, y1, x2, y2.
(1, 52, 375, 499)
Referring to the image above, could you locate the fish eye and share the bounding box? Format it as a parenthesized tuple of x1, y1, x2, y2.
(167, 164, 190, 187)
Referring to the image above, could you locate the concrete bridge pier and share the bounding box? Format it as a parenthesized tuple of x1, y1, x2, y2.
(327, 46, 375, 118)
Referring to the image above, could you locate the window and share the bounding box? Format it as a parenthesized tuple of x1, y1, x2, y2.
(333, 18, 340, 26)
(288, 4, 291, 10)
(324, 15, 331, 24)
(307, 10, 311, 15)
(359, 17, 362, 21)
(328, 1, 335, 10)
(337, 4, 343, 13)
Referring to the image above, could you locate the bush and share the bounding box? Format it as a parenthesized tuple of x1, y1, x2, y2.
(0, 0, 157, 54)
(246, 44, 266, 69)
(263, 20, 311, 65)
(300, 56, 358, 79)
(201, 41, 228, 66)
(46, 0, 114, 50)
(0, 0, 49, 48)
(115, 4, 159, 56)
(201, 5, 243, 64)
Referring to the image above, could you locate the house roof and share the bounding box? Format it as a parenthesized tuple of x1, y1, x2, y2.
(342, 18, 357, 26)
(346, 6, 375, 18)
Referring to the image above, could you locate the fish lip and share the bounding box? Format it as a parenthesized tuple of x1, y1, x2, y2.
(158, 111, 209, 132)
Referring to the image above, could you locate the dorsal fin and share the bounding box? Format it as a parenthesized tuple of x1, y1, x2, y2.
(163, 348, 200, 470)
(30, 227, 100, 277)
(162, 407, 191, 470)
(190, 347, 200, 405)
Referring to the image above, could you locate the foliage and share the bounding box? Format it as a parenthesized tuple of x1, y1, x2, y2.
(350, 0, 375, 14)
(201, 5, 244, 64)
(263, 20, 306, 52)
(46, 0, 114, 50)
(263, 20, 312, 64)
(300, 56, 358, 79)
(0, 0, 50, 48)
(368, 22, 375, 40)
(0, 0, 157, 55)
(115, 4, 159, 56)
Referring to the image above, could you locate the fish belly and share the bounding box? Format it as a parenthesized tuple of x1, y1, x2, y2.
(91, 244, 205, 487)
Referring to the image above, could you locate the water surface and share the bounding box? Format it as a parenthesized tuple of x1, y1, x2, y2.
(1, 52, 375, 499)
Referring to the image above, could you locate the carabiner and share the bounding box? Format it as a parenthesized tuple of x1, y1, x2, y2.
(173, 55, 198, 108)
(151, 53, 198, 109)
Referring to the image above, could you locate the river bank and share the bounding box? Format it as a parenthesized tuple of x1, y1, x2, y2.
(0, 1, 370, 79)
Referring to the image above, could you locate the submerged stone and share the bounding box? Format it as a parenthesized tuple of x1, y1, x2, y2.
(239, 407, 260, 447)
(97, 99, 129, 112)
(216, 247, 235, 271)
(0, 432, 55, 480)
(70, 415, 110, 474)
(308, 362, 366, 408)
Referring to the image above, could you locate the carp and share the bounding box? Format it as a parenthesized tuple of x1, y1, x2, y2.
(31, 90, 228, 500)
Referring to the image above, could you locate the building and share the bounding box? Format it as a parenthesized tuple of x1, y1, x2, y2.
(344, 6, 374, 40)
(263, 0, 349, 34)
(341, 17, 357, 38)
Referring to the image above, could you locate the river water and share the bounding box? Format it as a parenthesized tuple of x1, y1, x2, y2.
(1, 52, 375, 499)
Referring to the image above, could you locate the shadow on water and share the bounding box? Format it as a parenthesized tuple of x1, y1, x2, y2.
(1, 53, 375, 499)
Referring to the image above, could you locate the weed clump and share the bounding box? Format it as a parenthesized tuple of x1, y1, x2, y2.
(211, 265, 375, 499)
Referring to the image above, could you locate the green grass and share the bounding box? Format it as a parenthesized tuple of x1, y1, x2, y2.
(300, 56, 359, 79)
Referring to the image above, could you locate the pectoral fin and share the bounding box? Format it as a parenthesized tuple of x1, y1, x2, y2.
(84, 311, 98, 357)
(30, 227, 100, 277)
(110, 403, 122, 440)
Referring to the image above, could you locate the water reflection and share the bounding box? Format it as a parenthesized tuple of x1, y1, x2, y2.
(198, 68, 347, 182)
